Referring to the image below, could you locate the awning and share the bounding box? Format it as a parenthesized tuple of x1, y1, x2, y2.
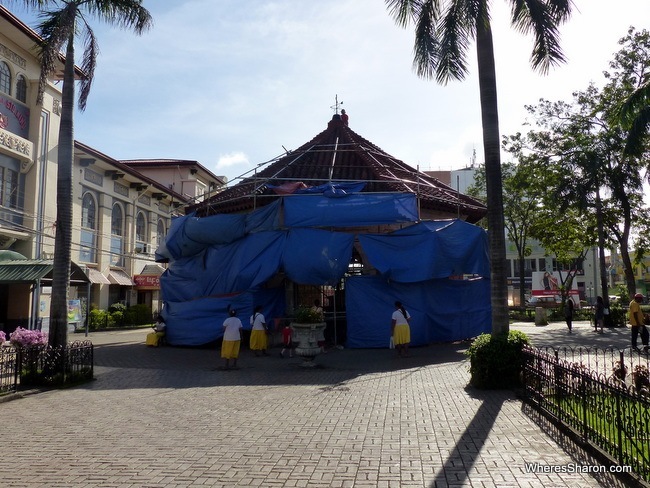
(85, 267, 110, 284)
(0, 259, 90, 284)
(140, 263, 165, 276)
(108, 269, 134, 286)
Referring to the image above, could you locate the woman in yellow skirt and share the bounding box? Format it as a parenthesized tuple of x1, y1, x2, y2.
(391, 301, 411, 357)
(249, 305, 269, 356)
(221, 308, 243, 369)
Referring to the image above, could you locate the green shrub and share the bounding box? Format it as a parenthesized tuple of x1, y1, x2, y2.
(108, 302, 127, 313)
(89, 309, 112, 329)
(465, 330, 530, 389)
(124, 304, 153, 326)
(110, 311, 124, 326)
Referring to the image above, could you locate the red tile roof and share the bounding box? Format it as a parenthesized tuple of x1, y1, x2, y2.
(189, 115, 487, 223)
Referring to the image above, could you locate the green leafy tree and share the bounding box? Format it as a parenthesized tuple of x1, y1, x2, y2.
(385, 0, 573, 335)
(32, 0, 153, 349)
(504, 28, 650, 300)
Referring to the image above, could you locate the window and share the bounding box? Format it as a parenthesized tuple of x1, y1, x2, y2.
(156, 219, 166, 249)
(15, 75, 27, 103)
(80, 192, 97, 262)
(135, 211, 147, 254)
(110, 203, 124, 267)
(0, 167, 19, 208)
(0, 62, 10, 95)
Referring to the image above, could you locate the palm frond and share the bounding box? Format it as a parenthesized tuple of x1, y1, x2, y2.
(509, 0, 568, 74)
(36, 4, 77, 105)
(623, 106, 650, 156)
(78, 22, 98, 111)
(412, 0, 442, 80)
(434, 2, 471, 83)
(86, 0, 153, 33)
(385, 0, 421, 27)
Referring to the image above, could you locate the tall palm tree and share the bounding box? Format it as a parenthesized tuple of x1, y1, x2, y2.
(385, 0, 572, 335)
(34, 0, 153, 349)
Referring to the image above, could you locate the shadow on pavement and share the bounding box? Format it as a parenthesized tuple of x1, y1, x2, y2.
(84, 338, 472, 392)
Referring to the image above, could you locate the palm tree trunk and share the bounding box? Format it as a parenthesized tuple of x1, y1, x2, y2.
(476, 19, 509, 335)
(49, 35, 75, 350)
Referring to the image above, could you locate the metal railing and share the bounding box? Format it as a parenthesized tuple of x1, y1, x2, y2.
(0, 341, 94, 393)
(0, 345, 18, 395)
(521, 345, 650, 485)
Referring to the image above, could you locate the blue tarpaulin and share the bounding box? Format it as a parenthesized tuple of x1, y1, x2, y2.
(358, 219, 490, 282)
(345, 275, 491, 348)
(157, 192, 490, 347)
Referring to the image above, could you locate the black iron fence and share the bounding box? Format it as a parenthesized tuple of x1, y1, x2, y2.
(0, 345, 18, 395)
(521, 345, 650, 485)
(0, 341, 93, 394)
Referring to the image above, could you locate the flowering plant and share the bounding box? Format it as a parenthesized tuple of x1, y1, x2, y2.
(9, 327, 48, 348)
(0, 330, 5, 343)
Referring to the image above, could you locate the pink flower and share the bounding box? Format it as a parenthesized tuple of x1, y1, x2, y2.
(9, 327, 48, 348)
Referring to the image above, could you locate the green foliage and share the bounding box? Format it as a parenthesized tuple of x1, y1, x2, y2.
(89, 309, 113, 330)
(608, 302, 628, 327)
(466, 330, 530, 389)
(124, 304, 154, 326)
(293, 306, 323, 324)
(108, 302, 127, 313)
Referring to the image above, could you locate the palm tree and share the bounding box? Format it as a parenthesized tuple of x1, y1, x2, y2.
(34, 0, 153, 349)
(618, 77, 650, 156)
(385, 0, 572, 335)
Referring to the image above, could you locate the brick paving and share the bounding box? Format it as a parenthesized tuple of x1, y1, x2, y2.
(0, 321, 635, 487)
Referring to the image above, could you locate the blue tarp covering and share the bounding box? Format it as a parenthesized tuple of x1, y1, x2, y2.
(283, 193, 418, 227)
(157, 192, 490, 347)
(358, 219, 490, 282)
(345, 275, 491, 348)
(162, 286, 285, 346)
(282, 228, 354, 285)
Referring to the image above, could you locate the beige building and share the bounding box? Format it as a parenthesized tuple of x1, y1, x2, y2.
(120, 159, 226, 205)
(0, 7, 195, 333)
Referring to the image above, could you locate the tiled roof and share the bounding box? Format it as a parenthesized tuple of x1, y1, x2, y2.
(189, 115, 487, 223)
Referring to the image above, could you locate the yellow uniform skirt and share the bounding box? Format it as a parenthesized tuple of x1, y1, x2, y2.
(249, 329, 268, 350)
(393, 324, 410, 345)
(221, 340, 241, 359)
(145, 331, 165, 347)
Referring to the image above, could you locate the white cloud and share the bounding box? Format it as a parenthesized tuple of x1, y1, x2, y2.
(216, 152, 249, 170)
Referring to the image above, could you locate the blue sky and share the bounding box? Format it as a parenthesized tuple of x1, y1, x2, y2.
(7, 0, 650, 184)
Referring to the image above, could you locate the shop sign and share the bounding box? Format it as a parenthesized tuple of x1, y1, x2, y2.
(134, 274, 160, 288)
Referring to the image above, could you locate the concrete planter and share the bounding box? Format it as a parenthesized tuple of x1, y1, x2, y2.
(291, 322, 326, 366)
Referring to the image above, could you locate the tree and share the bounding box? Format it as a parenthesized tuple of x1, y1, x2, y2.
(33, 0, 153, 349)
(385, 0, 573, 335)
(505, 28, 650, 301)
(467, 161, 541, 308)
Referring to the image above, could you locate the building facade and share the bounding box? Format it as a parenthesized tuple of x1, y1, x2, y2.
(0, 7, 200, 332)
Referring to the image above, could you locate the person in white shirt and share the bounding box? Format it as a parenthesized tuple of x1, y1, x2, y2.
(221, 308, 243, 369)
(249, 305, 269, 356)
(391, 301, 411, 358)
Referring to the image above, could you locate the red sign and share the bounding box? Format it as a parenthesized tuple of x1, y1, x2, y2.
(133, 275, 160, 288)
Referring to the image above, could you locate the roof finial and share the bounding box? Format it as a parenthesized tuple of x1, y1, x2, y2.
(330, 94, 343, 114)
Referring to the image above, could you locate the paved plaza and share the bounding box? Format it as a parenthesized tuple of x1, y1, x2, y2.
(0, 320, 640, 487)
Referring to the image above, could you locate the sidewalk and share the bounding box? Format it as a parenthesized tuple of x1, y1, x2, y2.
(0, 324, 632, 487)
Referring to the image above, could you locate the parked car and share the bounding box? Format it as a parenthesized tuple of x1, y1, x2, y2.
(526, 295, 562, 308)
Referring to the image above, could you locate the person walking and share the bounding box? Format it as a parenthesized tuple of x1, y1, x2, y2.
(565, 297, 574, 333)
(594, 296, 605, 333)
(221, 308, 243, 369)
(249, 305, 269, 356)
(629, 293, 650, 353)
(391, 301, 411, 358)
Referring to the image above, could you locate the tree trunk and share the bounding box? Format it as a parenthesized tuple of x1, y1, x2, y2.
(476, 20, 509, 335)
(48, 35, 75, 350)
